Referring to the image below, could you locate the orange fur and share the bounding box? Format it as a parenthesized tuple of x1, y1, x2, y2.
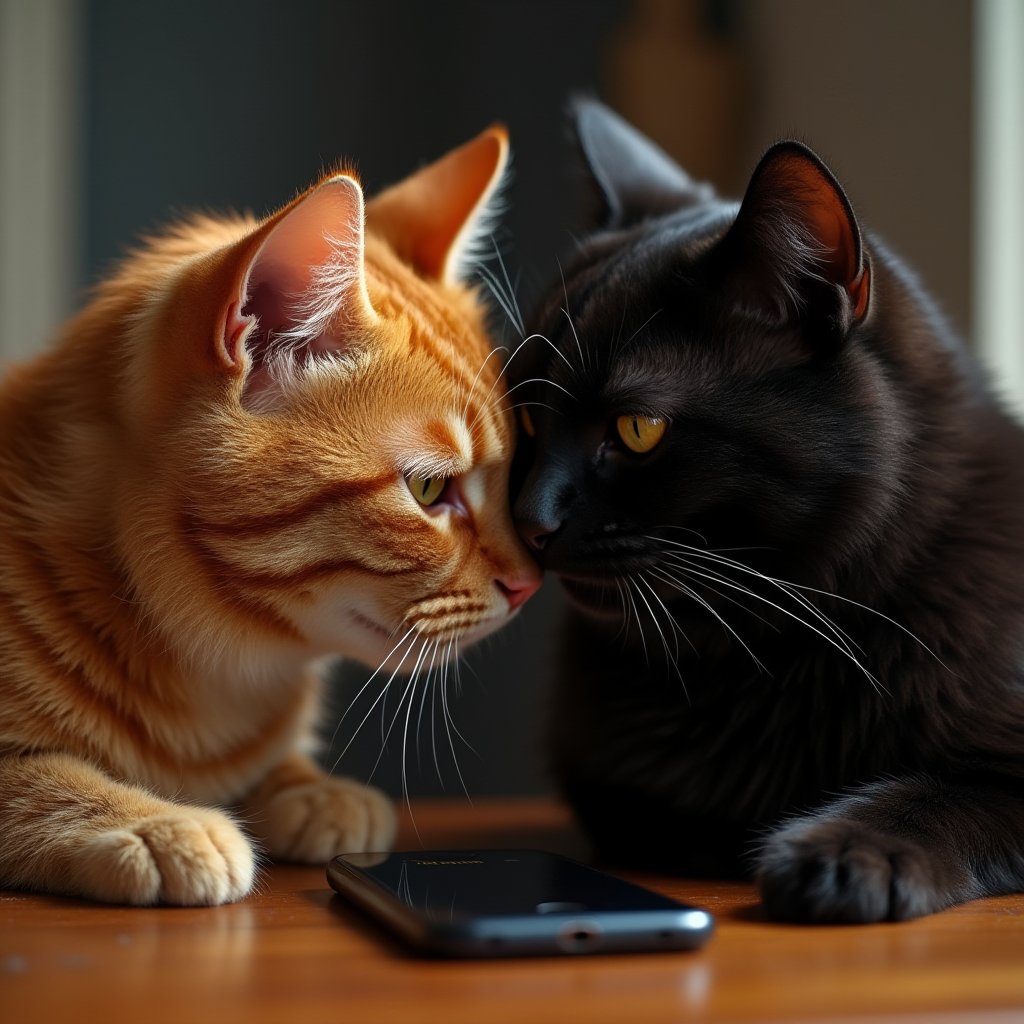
(0, 127, 539, 905)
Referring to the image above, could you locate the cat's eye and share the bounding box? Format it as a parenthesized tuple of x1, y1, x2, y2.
(616, 414, 667, 454)
(407, 474, 446, 506)
(519, 406, 536, 438)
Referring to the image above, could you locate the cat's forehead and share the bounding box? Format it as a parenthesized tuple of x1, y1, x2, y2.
(555, 203, 736, 326)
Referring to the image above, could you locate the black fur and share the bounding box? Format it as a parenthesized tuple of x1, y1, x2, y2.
(510, 100, 1024, 923)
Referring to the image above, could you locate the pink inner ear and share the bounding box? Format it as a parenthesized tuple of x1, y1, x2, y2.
(234, 177, 369, 408)
(770, 152, 862, 290)
(241, 262, 296, 343)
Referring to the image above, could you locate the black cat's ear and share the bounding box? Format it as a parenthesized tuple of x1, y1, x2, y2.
(570, 97, 715, 228)
(723, 142, 871, 342)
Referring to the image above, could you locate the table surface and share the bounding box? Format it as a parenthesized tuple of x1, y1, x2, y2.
(2, 798, 1023, 1024)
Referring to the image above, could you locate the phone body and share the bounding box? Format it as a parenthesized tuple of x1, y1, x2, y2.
(326, 848, 714, 958)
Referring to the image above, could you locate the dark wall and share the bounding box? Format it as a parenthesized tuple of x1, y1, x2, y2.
(81, 0, 626, 797)
(82, 0, 625, 308)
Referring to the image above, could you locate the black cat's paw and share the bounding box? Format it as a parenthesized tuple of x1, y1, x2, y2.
(756, 818, 959, 923)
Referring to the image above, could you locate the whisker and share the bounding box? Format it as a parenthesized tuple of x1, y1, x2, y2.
(658, 541, 865, 660)
(623, 575, 650, 667)
(329, 627, 418, 763)
(653, 561, 780, 633)
(648, 565, 768, 674)
(621, 307, 663, 351)
(461, 344, 509, 424)
(413, 639, 442, 772)
(440, 645, 474, 803)
(430, 652, 444, 787)
(561, 307, 587, 375)
(659, 550, 884, 693)
(633, 573, 689, 694)
(399, 642, 434, 834)
(470, 337, 576, 430)
(492, 238, 525, 336)
(557, 256, 587, 373)
(613, 578, 631, 641)
(499, 376, 576, 402)
(507, 399, 560, 416)
(477, 261, 523, 337)
(637, 571, 697, 658)
(367, 637, 434, 782)
(656, 523, 712, 547)
(515, 331, 578, 374)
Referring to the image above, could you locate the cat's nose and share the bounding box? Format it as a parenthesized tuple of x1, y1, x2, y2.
(496, 574, 542, 611)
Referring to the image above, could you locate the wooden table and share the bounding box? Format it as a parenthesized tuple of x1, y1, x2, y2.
(2, 798, 1023, 1023)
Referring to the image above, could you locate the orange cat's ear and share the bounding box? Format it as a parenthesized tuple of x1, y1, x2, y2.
(222, 174, 376, 411)
(365, 125, 509, 286)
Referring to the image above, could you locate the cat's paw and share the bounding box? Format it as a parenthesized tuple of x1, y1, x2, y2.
(255, 777, 396, 863)
(757, 817, 959, 923)
(77, 808, 255, 906)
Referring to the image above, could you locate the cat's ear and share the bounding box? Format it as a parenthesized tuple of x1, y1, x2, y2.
(220, 174, 376, 411)
(364, 125, 508, 286)
(722, 141, 871, 342)
(570, 97, 715, 228)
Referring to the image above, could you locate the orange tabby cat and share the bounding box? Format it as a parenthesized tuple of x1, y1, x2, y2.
(0, 127, 540, 905)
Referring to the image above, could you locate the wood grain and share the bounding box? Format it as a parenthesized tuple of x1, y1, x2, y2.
(2, 798, 1022, 1023)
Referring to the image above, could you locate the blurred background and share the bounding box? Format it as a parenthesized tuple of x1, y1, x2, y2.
(1, 0, 1021, 797)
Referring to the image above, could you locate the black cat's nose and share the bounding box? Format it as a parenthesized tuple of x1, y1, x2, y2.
(513, 468, 573, 554)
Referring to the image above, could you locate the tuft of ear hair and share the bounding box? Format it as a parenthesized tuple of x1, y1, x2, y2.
(214, 125, 511, 414)
(224, 174, 375, 413)
(724, 141, 871, 343)
(365, 125, 509, 286)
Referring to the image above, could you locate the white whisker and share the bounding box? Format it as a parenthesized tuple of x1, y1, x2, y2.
(633, 573, 688, 693)
(329, 628, 419, 773)
(623, 576, 650, 667)
(367, 637, 434, 782)
(658, 548, 884, 693)
(440, 645, 474, 803)
(648, 565, 768, 675)
(656, 539, 865, 659)
(478, 261, 524, 337)
(461, 345, 509, 424)
(557, 256, 587, 373)
(517, 331, 578, 374)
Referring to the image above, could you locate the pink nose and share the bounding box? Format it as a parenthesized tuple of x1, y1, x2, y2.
(497, 574, 542, 612)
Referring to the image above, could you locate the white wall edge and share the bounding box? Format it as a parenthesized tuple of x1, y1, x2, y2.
(974, 0, 1024, 414)
(0, 0, 80, 364)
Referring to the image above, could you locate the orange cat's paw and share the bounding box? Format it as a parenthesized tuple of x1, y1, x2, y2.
(77, 808, 255, 906)
(255, 778, 396, 863)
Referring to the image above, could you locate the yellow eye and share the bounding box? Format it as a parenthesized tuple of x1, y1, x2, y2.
(616, 414, 667, 454)
(407, 474, 446, 506)
(519, 406, 536, 437)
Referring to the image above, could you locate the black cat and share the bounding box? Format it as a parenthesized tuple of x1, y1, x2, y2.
(509, 100, 1024, 922)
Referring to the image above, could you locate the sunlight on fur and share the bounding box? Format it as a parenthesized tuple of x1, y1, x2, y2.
(0, 126, 540, 906)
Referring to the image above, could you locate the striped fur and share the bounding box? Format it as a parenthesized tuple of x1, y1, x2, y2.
(0, 127, 539, 905)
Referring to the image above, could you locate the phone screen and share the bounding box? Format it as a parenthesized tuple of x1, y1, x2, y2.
(328, 849, 713, 957)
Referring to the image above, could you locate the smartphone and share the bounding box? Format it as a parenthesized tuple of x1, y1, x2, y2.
(326, 848, 714, 957)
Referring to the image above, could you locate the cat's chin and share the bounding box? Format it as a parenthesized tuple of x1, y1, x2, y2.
(559, 576, 626, 621)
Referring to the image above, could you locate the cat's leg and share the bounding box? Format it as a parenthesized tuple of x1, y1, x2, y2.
(0, 751, 254, 905)
(240, 752, 396, 863)
(757, 774, 1024, 922)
